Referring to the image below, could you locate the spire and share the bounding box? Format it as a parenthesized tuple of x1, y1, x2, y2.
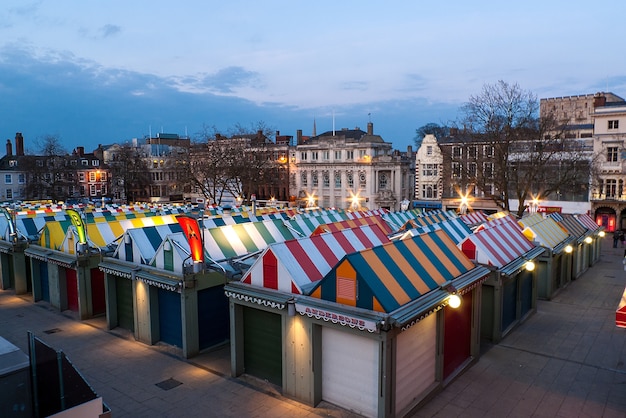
(312, 117, 317, 136)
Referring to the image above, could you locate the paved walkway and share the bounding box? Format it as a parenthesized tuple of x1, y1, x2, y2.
(1, 237, 625, 417)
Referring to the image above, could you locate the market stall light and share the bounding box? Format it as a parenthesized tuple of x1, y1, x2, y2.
(525, 260, 536, 271)
(584, 236, 593, 244)
(447, 294, 462, 309)
(564, 245, 573, 254)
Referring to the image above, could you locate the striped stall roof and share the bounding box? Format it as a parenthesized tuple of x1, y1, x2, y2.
(203, 218, 304, 262)
(402, 217, 473, 245)
(113, 223, 183, 264)
(460, 211, 489, 226)
(460, 219, 536, 268)
(308, 230, 477, 313)
(555, 214, 589, 241)
(346, 209, 389, 219)
(474, 214, 519, 231)
(242, 224, 390, 293)
(399, 211, 457, 231)
(518, 214, 569, 249)
(382, 209, 423, 232)
(575, 213, 601, 231)
(487, 211, 510, 220)
(310, 215, 392, 236)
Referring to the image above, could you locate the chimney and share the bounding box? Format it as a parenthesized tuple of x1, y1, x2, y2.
(593, 93, 606, 108)
(15, 133, 24, 156)
(367, 122, 373, 135)
(76, 146, 84, 157)
(407, 145, 412, 154)
(6, 139, 12, 157)
(297, 129, 303, 145)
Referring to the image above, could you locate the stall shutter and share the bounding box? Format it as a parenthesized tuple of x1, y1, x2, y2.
(443, 292, 472, 379)
(520, 271, 533, 317)
(66, 268, 78, 312)
(158, 289, 182, 348)
(322, 327, 379, 418)
(395, 313, 436, 414)
(90, 268, 106, 316)
(243, 307, 281, 386)
(501, 277, 517, 331)
(40, 261, 50, 302)
(116, 277, 134, 332)
(197, 286, 230, 350)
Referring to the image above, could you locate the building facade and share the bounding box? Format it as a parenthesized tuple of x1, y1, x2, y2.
(292, 122, 414, 211)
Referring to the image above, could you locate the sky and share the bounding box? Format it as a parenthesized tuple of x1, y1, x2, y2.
(1, 1, 626, 154)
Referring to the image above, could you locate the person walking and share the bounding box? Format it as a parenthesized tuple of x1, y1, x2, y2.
(614, 230, 620, 248)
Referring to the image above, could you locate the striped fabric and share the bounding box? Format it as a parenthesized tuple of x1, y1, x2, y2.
(309, 230, 476, 312)
(311, 215, 392, 236)
(202, 218, 304, 262)
(399, 211, 457, 231)
(114, 223, 183, 264)
(460, 211, 489, 226)
(382, 209, 423, 232)
(556, 214, 588, 240)
(575, 213, 601, 231)
(242, 224, 390, 293)
(460, 218, 535, 267)
(403, 217, 473, 245)
(518, 215, 569, 249)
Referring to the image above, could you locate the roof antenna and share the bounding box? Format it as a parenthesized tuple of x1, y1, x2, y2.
(332, 109, 335, 136)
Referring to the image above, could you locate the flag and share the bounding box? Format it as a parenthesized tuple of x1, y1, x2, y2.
(176, 215, 204, 263)
(67, 209, 87, 244)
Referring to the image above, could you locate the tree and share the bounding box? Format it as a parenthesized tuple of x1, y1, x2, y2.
(459, 80, 592, 216)
(107, 143, 151, 203)
(415, 123, 450, 146)
(21, 134, 71, 201)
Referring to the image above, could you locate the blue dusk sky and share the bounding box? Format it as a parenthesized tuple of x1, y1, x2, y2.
(1, 1, 625, 153)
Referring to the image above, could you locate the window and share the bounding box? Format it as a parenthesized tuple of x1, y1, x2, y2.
(334, 171, 341, 188)
(334, 151, 342, 160)
(468, 162, 477, 178)
(607, 147, 619, 162)
(6, 189, 12, 200)
(79, 172, 85, 182)
(358, 150, 366, 158)
(70, 160, 77, 166)
(468, 146, 477, 159)
(81, 160, 88, 166)
(426, 145, 433, 155)
(347, 172, 354, 189)
(18, 174, 25, 184)
(92, 160, 99, 166)
(323, 151, 330, 160)
(36, 160, 43, 167)
(379, 173, 388, 189)
(300, 151, 307, 160)
(322, 171, 330, 188)
(90, 184, 97, 196)
(89, 172, 96, 182)
(452, 146, 462, 158)
(606, 179, 617, 198)
(311, 151, 319, 161)
(609, 120, 619, 130)
(452, 162, 462, 178)
(422, 184, 437, 199)
(484, 162, 494, 179)
(312, 172, 318, 187)
(346, 150, 354, 160)
(359, 172, 366, 188)
(8, 160, 16, 167)
(301, 172, 307, 186)
(101, 172, 107, 181)
(422, 164, 438, 177)
(4, 174, 11, 184)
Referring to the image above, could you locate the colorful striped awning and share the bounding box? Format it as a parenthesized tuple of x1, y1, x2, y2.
(401, 218, 473, 245)
(382, 209, 423, 232)
(113, 223, 183, 264)
(555, 214, 589, 243)
(398, 211, 457, 231)
(241, 224, 390, 294)
(308, 230, 478, 313)
(310, 215, 392, 236)
(617, 287, 626, 328)
(460, 211, 489, 226)
(518, 214, 570, 250)
(460, 218, 537, 268)
(575, 213, 601, 232)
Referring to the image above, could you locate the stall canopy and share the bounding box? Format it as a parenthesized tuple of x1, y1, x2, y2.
(308, 230, 480, 312)
(382, 209, 423, 232)
(398, 210, 458, 231)
(460, 217, 539, 269)
(241, 224, 390, 294)
(551, 214, 590, 243)
(459, 211, 490, 227)
(399, 217, 473, 245)
(575, 213, 602, 233)
(113, 223, 183, 264)
(310, 215, 392, 236)
(517, 214, 571, 251)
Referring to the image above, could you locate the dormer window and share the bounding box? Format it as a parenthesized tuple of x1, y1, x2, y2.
(8, 160, 16, 167)
(92, 160, 99, 166)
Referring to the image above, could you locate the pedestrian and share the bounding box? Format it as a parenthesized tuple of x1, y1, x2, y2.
(620, 230, 625, 248)
(614, 230, 620, 248)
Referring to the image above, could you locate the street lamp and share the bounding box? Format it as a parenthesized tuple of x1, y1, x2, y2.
(349, 192, 361, 211)
(458, 192, 469, 215)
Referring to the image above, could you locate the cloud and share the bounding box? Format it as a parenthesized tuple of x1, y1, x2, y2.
(171, 66, 262, 94)
(100, 24, 121, 38)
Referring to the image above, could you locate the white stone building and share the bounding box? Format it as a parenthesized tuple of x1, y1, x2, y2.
(414, 134, 443, 209)
(292, 122, 414, 211)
